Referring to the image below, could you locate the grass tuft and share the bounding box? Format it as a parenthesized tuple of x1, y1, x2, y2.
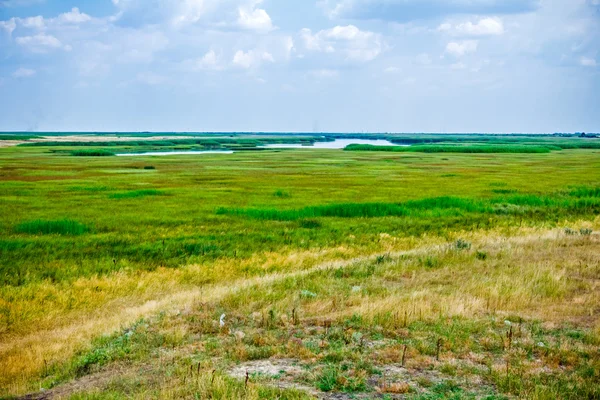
(15, 219, 90, 236)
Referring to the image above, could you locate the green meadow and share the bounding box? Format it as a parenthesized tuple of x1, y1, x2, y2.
(0, 135, 599, 399)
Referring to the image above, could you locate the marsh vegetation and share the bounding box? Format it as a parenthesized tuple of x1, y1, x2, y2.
(0, 133, 598, 399)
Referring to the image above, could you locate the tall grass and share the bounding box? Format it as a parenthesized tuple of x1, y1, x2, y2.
(217, 202, 411, 221)
(217, 191, 600, 221)
(569, 187, 600, 198)
(15, 219, 90, 236)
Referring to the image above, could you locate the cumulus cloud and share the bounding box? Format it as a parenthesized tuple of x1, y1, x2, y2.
(111, 0, 273, 31)
(58, 8, 92, 24)
(237, 0, 273, 32)
(321, 0, 540, 22)
(300, 25, 383, 62)
(438, 17, 505, 36)
(445, 40, 478, 57)
(192, 49, 224, 70)
(16, 33, 71, 52)
(0, 17, 16, 36)
(170, 0, 211, 26)
(12, 67, 36, 78)
(19, 15, 45, 29)
(232, 49, 274, 68)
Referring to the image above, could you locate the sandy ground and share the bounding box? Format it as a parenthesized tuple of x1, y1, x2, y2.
(0, 135, 221, 148)
(0, 140, 26, 148)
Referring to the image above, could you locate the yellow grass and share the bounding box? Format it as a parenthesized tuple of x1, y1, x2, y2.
(1, 222, 599, 395)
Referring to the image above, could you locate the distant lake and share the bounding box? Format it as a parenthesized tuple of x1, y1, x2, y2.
(262, 139, 403, 149)
(115, 139, 405, 156)
(116, 151, 235, 157)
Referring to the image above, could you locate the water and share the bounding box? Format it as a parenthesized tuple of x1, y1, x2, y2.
(262, 139, 402, 149)
(116, 150, 235, 157)
(115, 139, 404, 156)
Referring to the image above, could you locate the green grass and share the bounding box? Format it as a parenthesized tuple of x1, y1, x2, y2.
(216, 191, 600, 221)
(71, 149, 116, 157)
(217, 202, 411, 220)
(14, 219, 90, 236)
(109, 189, 165, 199)
(345, 144, 557, 153)
(21, 137, 326, 150)
(1, 137, 599, 399)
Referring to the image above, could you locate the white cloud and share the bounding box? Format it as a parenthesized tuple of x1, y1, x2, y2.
(195, 49, 223, 70)
(58, 8, 92, 24)
(445, 40, 478, 57)
(300, 25, 383, 62)
(300, 28, 334, 52)
(384, 66, 400, 73)
(439, 17, 505, 36)
(232, 49, 274, 68)
(580, 56, 597, 67)
(171, 0, 211, 26)
(20, 15, 44, 29)
(237, 0, 273, 32)
(0, 17, 16, 36)
(16, 33, 71, 52)
(12, 67, 36, 78)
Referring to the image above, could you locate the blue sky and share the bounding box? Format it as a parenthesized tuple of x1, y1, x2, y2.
(0, 0, 599, 133)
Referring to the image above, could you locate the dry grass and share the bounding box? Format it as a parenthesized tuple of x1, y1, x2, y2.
(2, 222, 599, 397)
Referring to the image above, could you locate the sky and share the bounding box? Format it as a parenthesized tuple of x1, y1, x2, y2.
(0, 0, 599, 133)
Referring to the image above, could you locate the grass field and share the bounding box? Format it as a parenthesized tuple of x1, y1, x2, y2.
(0, 136, 599, 399)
